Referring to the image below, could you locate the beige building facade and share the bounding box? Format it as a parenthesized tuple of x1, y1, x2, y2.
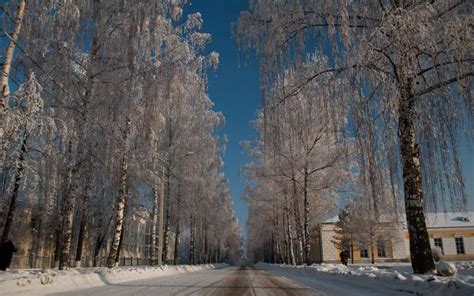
(312, 212, 474, 263)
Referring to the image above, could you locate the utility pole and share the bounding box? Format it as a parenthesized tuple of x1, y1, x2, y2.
(157, 166, 165, 265)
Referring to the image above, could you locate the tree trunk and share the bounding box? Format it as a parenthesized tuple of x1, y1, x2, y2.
(370, 242, 375, 264)
(107, 118, 131, 268)
(59, 131, 91, 270)
(275, 210, 282, 263)
(303, 168, 311, 264)
(74, 214, 86, 267)
(151, 186, 159, 265)
(272, 205, 277, 263)
(53, 140, 71, 268)
(1, 132, 27, 243)
(93, 235, 105, 267)
(0, 0, 26, 168)
(398, 77, 435, 274)
(350, 234, 354, 264)
(285, 194, 296, 265)
(58, 19, 99, 269)
(173, 186, 181, 265)
(189, 214, 195, 265)
(282, 209, 287, 263)
(271, 228, 275, 263)
(0, 0, 26, 103)
(74, 169, 92, 267)
(74, 195, 89, 267)
(203, 220, 209, 264)
(58, 162, 79, 270)
(291, 177, 304, 264)
(163, 167, 171, 263)
(367, 119, 380, 220)
(115, 222, 125, 263)
(157, 168, 165, 265)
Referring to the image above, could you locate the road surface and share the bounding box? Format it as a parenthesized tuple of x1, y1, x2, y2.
(52, 265, 320, 296)
(50, 265, 425, 295)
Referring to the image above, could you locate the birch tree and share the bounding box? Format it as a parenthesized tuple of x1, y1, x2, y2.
(0, 0, 239, 271)
(236, 0, 473, 273)
(0, 0, 26, 176)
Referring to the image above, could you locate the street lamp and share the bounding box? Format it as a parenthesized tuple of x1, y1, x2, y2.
(156, 151, 194, 266)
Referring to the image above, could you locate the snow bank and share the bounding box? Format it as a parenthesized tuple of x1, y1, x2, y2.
(437, 261, 457, 276)
(0, 264, 225, 295)
(257, 262, 474, 296)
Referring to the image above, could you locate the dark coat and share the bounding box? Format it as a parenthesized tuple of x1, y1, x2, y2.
(0, 241, 17, 271)
(340, 250, 349, 265)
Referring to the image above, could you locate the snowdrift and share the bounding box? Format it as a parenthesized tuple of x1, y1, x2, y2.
(257, 262, 474, 296)
(0, 264, 226, 295)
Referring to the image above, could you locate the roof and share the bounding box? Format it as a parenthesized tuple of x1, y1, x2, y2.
(322, 216, 339, 224)
(402, 212, 474, 229)
(322, 212, 474, 228)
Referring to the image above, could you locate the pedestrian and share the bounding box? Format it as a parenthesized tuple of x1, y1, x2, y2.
(340, 250, 348, 266)
(0, 240, 17, 271)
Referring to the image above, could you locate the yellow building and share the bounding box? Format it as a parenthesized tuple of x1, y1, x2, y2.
(312, 212, 474, 263)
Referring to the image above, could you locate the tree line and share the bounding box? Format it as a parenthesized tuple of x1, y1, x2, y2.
(236, 0, 472, 274)
(0, 0, 241, 270)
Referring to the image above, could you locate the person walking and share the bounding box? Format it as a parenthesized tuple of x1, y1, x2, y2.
(340, 250, 348, 266)
(0, 240, 17, 271)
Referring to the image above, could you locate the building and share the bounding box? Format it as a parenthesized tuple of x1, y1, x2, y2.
(312, 212, 474, 263)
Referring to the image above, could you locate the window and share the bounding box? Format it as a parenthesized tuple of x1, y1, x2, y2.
(455, 237, 465, 254)
(434, 238, 444, 255)
(360, 248, 368, 258)
(377, 241, 387, 257)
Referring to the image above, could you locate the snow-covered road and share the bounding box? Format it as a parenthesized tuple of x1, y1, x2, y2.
(50, 266, 317, 296)
(3, 263, 471, 295)
(46, 265, 440, 296)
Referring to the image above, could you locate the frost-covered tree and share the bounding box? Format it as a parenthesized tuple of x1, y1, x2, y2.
(236, 0, 473, 273)
(243, 84, 351, 264)
(331, 208, 356, 263)
(0, 0, 239, 271)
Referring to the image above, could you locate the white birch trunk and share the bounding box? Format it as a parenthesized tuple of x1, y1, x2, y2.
(107, 118, 131, 268)
(285, 194, 296, 266)
(0, 0, 26, 101)
(157, 168, 165, 265)
(150, 186, 159, 265)
(0, 0, 26, 194)
(291, 176, 304, 264)
(163, 167, 171, 263)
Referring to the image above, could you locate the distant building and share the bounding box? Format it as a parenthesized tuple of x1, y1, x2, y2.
(312, 212, 474, 263)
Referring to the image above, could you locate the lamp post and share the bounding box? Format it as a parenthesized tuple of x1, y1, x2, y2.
(156, 151, 194, 266)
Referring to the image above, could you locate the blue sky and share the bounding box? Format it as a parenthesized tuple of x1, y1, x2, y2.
(185, 0, 261, 235)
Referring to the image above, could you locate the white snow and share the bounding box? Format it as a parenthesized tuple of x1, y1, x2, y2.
(257, 261, 474, 296)
(323, 212, 474, 228)
(0, 264, 225, 296)
(437, 261, 457, 276)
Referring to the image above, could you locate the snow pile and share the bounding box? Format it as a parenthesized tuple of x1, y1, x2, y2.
(437, 261, 457, 276)
(257, 262, 474, 296)
(313, 263, 350, 274)
(0, 264, 225, 296)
